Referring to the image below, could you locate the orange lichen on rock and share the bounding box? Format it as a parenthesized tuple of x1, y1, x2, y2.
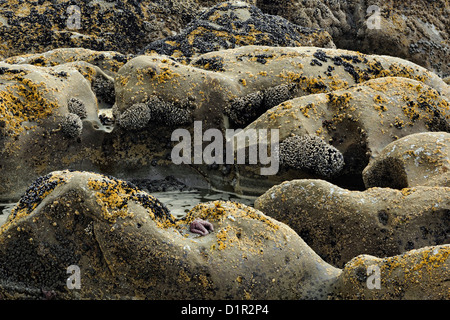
(0, 74, 59, 137)
(87, 176, 173, 225)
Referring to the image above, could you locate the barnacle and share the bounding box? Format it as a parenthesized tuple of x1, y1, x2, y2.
(91, 74, 115, 105)
(225, 84, 297, 127)
(146, 95, 192, 127)
(67, 97, 87, 119)
(117, 103, 151, 130)
(225, 91, 264, 127)
(262, 83, 298, 110)
(61, 113, 83, 138)
(279, 134, 345, 177)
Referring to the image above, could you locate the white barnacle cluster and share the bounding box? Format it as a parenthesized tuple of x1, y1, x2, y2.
(61, 113, 83, 138)
(117, 103, 151, 130)
(279, 134, 345, 178)
(225, 83, 297, 126)
(116, 96, 192, 130)
(67, 97, 87, 119)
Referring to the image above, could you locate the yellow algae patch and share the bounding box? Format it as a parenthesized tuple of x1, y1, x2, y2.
(277, 70, 329, 94)
(298, 103, 316, 118)
(153, 66, 180, 84)
(87, 175, 174, 226)
(183, 200, 279, 231)
(215, 227, 230, 250)
(373, 94, 386, 104)
(326, 92, 353, 109)
(400, 187, 415, 197)
(88, 177, 132, 223)
(339, 245, 450, 299)
(409, 247, 450, 273)
(379, 246, 450, 286)
(0, 75, 59, 138)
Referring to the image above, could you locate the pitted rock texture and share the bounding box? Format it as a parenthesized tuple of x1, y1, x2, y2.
(231, 75, 449, 194)
(1, 45, 448, 200)
(114, 44, 449, 135)
(331, 245, 450, 300)
(0, 61, 104, 201)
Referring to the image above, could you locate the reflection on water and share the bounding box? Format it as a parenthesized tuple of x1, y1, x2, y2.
(0, 203, 15, 226)
(151, 189, 256, 219)
(0, 189, 256, 225)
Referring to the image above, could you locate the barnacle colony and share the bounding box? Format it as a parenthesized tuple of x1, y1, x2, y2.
(279, 134, 345, 178)
(116, 96, 192, 130)
(171, 121, 279, 175)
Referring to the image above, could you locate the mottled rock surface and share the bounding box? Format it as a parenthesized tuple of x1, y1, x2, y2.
(255, 179, 450, 268)
(233, 75, 449, 194)
(0, 170, 341, 299)
(1, 44, 449, 201)
(0, 0, 448, 302)
(0, 60, 104, 200)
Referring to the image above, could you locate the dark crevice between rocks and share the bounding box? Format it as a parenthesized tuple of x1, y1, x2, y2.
(363, 157, 408, 190)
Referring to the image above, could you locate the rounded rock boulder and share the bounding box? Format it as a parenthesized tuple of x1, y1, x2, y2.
(0, 170, 341, 300)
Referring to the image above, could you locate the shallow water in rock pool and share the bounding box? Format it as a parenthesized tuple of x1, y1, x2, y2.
(0, 189, 256, 226)
(146, 189, 256, 219)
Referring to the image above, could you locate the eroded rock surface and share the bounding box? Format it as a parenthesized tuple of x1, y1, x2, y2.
(1, 44, 449, 200)
(232, 75, 449, 194)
